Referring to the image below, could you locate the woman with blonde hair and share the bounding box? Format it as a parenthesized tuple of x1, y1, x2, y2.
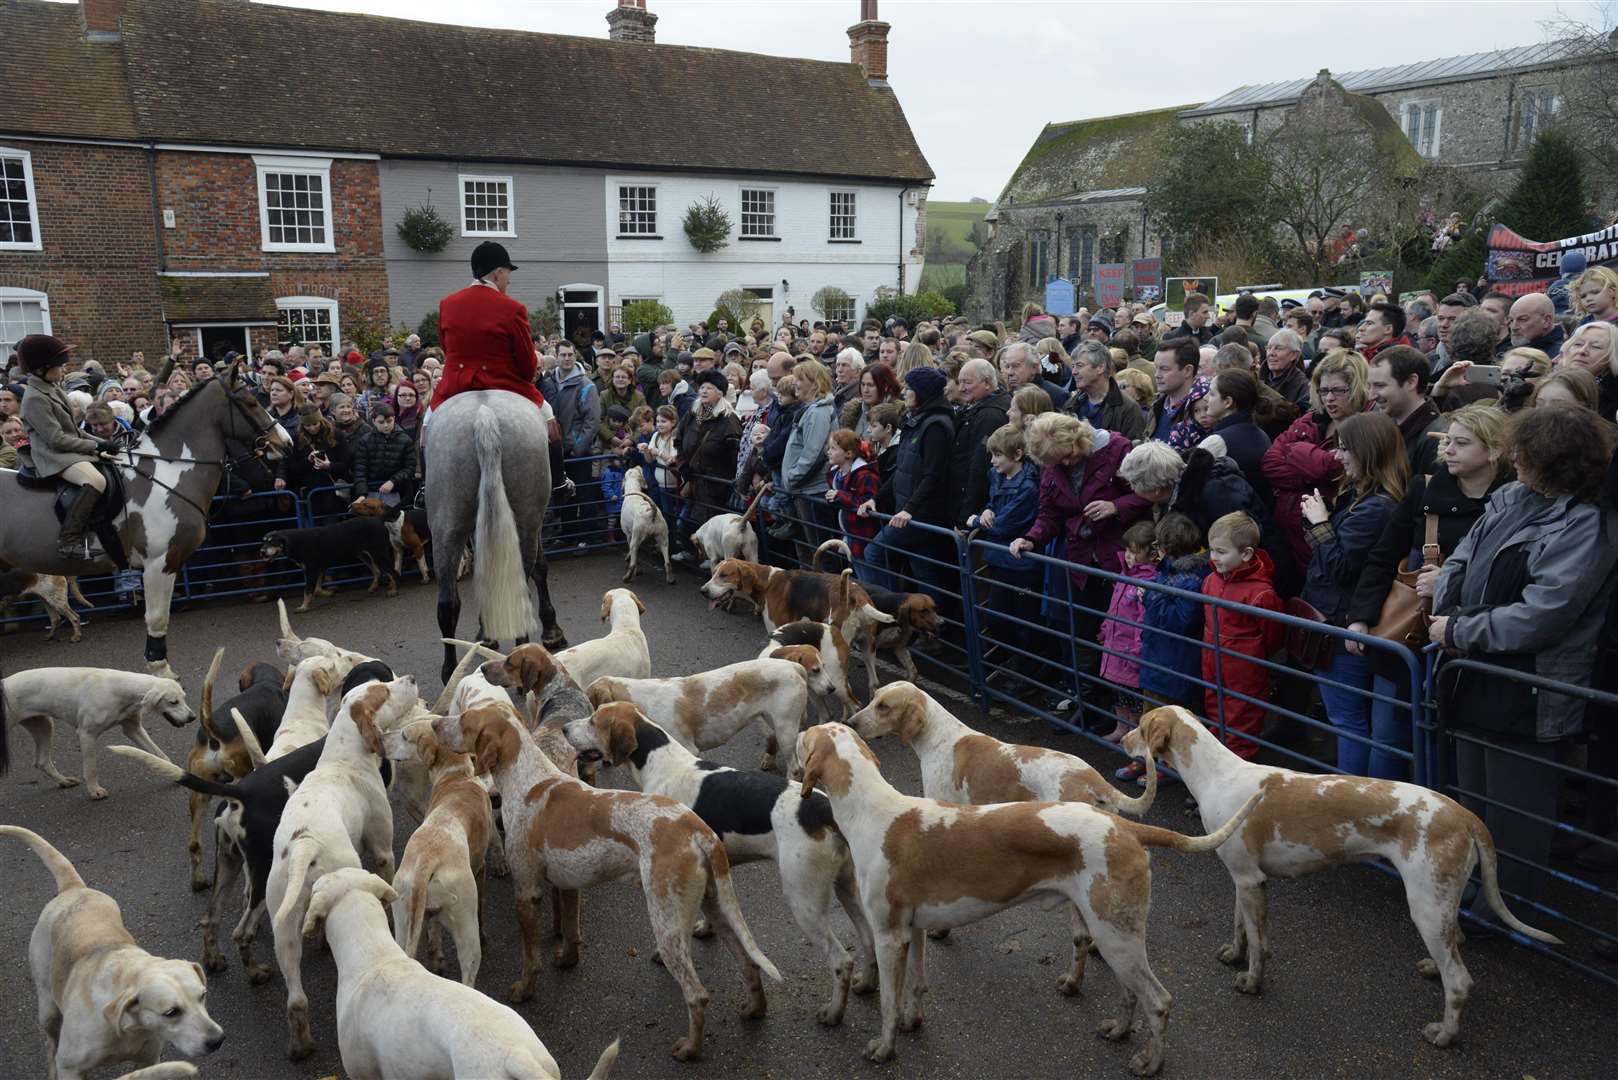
(1007, 411, 1152, 704)
(1299, 410, 1409, 774)
(1345, 403, 1510, 777)
(781, 359, 839, 548)
(1262, 347, 1370, 575)
(894, 341, 934, 379)
(1006, 384, 1053, 429)
(1560, 320, 1618, 417)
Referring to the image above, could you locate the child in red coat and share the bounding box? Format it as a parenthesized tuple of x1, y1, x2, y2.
(1202, 511, 1285, 759)
(825, 428, 881, 571)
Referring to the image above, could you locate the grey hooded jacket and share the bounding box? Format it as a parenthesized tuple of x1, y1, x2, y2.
(1435, 482, 1618, 739)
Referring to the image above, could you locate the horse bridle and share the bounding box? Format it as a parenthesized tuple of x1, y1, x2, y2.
(112, 386, 283, 519)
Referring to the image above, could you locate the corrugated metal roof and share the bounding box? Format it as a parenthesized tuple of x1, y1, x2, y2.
(1183, 40, 1585, 116)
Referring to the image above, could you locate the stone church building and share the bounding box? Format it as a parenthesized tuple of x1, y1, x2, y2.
(967, 40, 1604, 319)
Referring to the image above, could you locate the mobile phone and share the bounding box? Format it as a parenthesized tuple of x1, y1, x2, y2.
(1464, 364, 1502, 387)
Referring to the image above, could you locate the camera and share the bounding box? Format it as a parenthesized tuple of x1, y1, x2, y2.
(1497, 371, 1533, 413)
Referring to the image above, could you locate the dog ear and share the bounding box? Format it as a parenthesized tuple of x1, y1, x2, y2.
(799, 729, 825, 799)
(515, 647, 555, 695)
(312, 660, 342, 698)
(632, 591, 646, 615)
(473, 716, 513, 774)
(415, 728, 441, 770)
(585, 680, 619, 709)
(191, 961, 207, 986)
(604, 708, 639, 766)
(103, 989, 140, 1035)
(600, 593, 613, 622)
(897, 699, 926, 746)
(349, 684, 387, 757)
(1138, 708, 1177, 761)
(302, 880, 339, 939)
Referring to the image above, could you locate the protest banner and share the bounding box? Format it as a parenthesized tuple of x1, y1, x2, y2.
(1095, 264, 1127, 307)
(1485, 221, 1618, 297)
(1131, 257, 1163, 302)
(1164, 276, 1216, 328)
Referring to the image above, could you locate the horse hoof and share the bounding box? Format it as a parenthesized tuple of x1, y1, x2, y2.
(147, 660, 179, 681)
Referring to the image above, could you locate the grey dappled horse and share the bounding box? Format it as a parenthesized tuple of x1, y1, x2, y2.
(0, 368, 291, 679)
(424, 390, 565, 684)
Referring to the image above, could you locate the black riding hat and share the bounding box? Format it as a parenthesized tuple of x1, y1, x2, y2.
(15, 334, 72, 375)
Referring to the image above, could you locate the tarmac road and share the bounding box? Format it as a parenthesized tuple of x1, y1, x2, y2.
(1, 551, 1615, 1079)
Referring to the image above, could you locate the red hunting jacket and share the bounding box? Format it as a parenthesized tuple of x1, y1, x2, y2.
(429, 283, 545, 411)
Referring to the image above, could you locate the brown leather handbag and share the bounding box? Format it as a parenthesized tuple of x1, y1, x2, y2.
(1370, 486, 1440, 650)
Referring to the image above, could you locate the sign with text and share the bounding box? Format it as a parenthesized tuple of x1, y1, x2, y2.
(1095, 263, 1128, 307)
(1044, 277, 1076, 317)
(1485, 222, 1618, 297)
(1131, 257, 1163, 302)
(1163, 276, 1216, 328)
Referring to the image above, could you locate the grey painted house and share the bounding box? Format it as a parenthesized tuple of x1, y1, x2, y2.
(379, 162, 608, 336)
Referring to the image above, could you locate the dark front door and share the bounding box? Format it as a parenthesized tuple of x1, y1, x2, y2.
(198, 325, 249, 363)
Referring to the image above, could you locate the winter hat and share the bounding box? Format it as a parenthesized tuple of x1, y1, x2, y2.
(693, 369, 729, 396)
(676, 350, 694, 369)
(606, 404, 631, 424)
(1561, 250, 1589, 277)
(903, 365, 947, 403)
(1087, 311, 1114, 335)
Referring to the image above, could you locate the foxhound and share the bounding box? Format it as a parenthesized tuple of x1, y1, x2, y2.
(619, 464, 674, 585)
(0, 826, 224, 1079)
(700, 560, 893, 658)
(796, 722, 1257, 1076)
(301, 868, 620, 1080)
(267, 677, 416, 1059)
(431, 702, 781, 1062)
(552, 588, 652, 691)
(1123, 706, 1562, 1047)
(565, 701, 876, 1025)
(757, 619, 860, 721)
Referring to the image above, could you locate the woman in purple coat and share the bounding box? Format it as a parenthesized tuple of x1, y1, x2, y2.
(1009, 413, 1152, 703)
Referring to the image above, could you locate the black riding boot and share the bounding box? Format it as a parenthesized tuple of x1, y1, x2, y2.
(57, 485, 103, 560)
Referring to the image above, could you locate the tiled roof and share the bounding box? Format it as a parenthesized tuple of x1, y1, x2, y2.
(0, 0, 931, 184)
(1182, 41, 1588, 116)
(158, 274, 276, 324)
(0, 0, 140, 141)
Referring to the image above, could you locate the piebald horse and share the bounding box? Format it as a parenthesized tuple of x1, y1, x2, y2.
(424, 389, 566, 685)
(0, 366, 290, 679)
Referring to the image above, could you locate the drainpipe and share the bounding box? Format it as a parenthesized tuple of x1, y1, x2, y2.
(146, 144, 169, 347)
(898, 185, 910, 294)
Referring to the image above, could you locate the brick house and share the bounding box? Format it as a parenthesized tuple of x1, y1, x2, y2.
(0, 0, 931, 366)
(967, 40, 1614, 320)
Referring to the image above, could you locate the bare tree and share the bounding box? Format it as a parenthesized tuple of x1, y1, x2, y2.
(1537, 6, 1618, 207)
(1262, 125, 1387, 282)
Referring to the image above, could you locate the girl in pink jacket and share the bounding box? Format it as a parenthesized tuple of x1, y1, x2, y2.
(1100, 521, 1159, 742)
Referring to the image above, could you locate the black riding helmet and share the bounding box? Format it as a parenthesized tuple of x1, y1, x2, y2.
(15, 334, 72, 376)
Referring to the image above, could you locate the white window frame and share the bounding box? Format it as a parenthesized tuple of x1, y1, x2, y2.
(274, 295, 340, 355)
(829, 190, 858, 241)
(739, 187, 777, 239)
(0, 146, 43, 251)
(1400, 99, 1443, 160)
(0, 286, 51, 359)
(823, 291, 858, 326)
(616, 184, 659, 237)
(459, 174, 514, 238)
(254, 155, 335, 253)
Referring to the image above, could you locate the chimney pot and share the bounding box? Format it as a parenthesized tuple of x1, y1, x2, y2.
(848, 0, 891, 83)
(607, 0, 658, 45)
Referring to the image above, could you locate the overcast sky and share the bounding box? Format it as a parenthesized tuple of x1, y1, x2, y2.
(242, 0, 1566, 200)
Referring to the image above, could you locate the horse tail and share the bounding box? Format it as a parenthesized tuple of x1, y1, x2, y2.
(473, 404, 536, 642)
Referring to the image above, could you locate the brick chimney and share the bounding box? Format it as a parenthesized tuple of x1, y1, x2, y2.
(80, 0, 121, 41)
(606, 0, 657, 44)
(847, 0, 890, 82)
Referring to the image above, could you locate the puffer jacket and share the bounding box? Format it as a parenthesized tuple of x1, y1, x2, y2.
(1100, 560, 1158, 688)
(1022, 427, 1152, 579)
(1435, 482, 1618, 740)
(879, 398, 955, 523)
(1262, 411, 1343, 575)
(351, 426, 416, 495)
(782, 393, 838, 496)
(1140, 553, 1212, 704)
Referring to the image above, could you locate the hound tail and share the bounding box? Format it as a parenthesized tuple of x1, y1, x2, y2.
(701, 835, 781, 982)
(108, 745, 245, 803)
(67, 576, 92, 610)
(1127, 789, 1261, 853)
(0, 825, 86, 893)
(473, 404, 536, 642)
(235, 710, 268, 768)
(586, 1039, 621, 1080)
(277, 598, 296, 643)
(430, 638, 508, 714)
(739, 484, 770, 524)
(273, 832, 321, 927)
(199, 647, 226, 745)
(113, 1062, 199, 1080)
(392, 868, 431, 959)
(1107, 738, 1158, 818)
(1468, 814, 1563, 945)
(812, 537, 852, 572)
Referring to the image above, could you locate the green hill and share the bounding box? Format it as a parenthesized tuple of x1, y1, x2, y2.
(926, 200, 989, 265)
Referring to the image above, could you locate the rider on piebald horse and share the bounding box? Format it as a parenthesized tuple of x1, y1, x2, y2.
(14, 334, 121, 560)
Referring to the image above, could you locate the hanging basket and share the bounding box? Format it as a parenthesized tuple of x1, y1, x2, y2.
(398, 202, 454, 254)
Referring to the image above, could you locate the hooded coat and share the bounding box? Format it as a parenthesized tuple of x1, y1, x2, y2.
(1100, 559, 1158, 688)
(1023, 428, 1152, 581)
(1140, 552, 1212, 704)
